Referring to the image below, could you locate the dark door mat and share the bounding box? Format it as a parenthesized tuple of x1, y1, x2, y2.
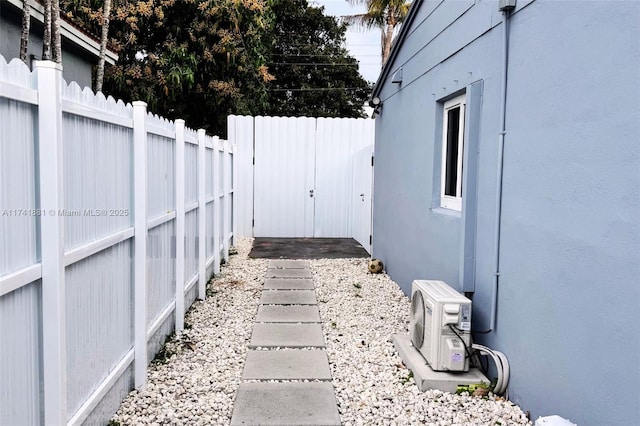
(249, 238, 369, 259)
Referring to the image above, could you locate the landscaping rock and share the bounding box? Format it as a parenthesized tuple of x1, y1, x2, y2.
(111, 237, 531, 426)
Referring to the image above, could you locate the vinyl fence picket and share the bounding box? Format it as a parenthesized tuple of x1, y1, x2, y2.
(0, 56, 235, 425)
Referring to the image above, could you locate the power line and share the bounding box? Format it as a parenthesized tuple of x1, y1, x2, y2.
(269, 87, 367, 92)
(268, 62, 360, 67)
(268, 63, 380, 68)
(271, 53, 380, 58)
(283, 43, 380, 47)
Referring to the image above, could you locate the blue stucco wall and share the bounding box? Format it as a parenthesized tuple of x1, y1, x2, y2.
(373, 1, 640, 424)
(0, 4, 94, 88)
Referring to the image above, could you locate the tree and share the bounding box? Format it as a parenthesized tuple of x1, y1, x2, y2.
(343, 0, 411, 65)
(95, 0, 111, 92)
(99, 0, 274, 135)
(42, 0, 51, 60)
(265, 0, 371, 117)
(42, 0, 62, 62)
(20, 0, 30, 63)
(60, 0, 118, 87)
(52, 0, 62, 62)
(57, 0, 371, 134)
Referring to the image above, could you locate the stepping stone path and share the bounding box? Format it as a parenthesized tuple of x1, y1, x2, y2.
(231, 260, 341, 425)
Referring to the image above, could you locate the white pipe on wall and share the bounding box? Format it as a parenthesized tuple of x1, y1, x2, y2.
(490, 9, 512, 332)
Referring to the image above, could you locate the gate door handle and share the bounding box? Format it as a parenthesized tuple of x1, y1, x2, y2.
(309, 189, 315, 198)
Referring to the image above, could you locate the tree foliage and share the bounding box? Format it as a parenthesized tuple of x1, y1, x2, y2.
(102, 0, 275, 135)
(265, 0, 371, 117)
(59, 0, 370, 135)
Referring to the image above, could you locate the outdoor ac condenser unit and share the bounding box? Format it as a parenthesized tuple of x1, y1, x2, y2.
(409, 280, 472, 372)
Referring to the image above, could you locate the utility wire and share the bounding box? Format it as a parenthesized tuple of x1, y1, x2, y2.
(283, 43, 380, 46)
(269, 87, 367, 92)
(271, 53, 380, 57)
(268, 62, 360, 66)
(269, 62, 380, 66)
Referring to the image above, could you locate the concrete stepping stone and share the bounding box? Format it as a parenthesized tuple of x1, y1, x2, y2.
(264, 278, 314, 290)
(260, 290, 317, 305)
(242, 350, 331, 380)
(268, 260, 311, 269)
(256, 305, 321, 323)
(265, 268, 313, 279)
(230, 382, 341, 426)
(249, 323, 325, 348)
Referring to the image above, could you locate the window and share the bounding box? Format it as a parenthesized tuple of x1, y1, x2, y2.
(440, 94, 466, 211)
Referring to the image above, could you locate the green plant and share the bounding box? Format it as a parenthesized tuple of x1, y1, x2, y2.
(330, 321, 337, 328)
(107, 420, 121, 426)
(455, 381, 493, 396)
(353, 282, 362, 289)
(401, 370, 413, 384)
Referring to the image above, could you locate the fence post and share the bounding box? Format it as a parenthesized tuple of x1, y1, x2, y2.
(174, 119, 185, 332)
(133, 101, 148, 389)
(212, 136, 221, 274)
(229, 116, 255, 238)
(231, 141, 237, 247)
(36, 60, 67, 425)
(197, 129, 206, 299)
(223, 140, 231, 262)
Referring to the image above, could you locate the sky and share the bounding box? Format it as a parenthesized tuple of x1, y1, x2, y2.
(311, 0, 383, 83)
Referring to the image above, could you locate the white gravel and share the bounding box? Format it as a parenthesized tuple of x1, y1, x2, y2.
(312, 257, 531, 426)
(112, 237, 531, 425)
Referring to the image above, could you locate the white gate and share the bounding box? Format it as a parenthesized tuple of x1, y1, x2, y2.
(229, 115, 374, 252)
(254, 117, 316, 237)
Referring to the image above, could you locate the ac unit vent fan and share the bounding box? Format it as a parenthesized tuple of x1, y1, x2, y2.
(408, 280, 472, 372)
(411, 289, 425, 348)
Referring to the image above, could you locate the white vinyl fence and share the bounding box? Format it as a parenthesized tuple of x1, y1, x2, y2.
(229, 115, 374, 252)
(0, 56, 235, 425)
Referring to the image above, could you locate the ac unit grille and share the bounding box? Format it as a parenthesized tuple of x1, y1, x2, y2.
(411, 290, 425, 349)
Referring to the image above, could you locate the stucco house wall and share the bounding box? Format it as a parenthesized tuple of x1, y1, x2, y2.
(372, 1, 640, 425)
(0, 0, 117, 88)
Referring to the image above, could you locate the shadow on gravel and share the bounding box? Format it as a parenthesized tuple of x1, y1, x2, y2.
(249, 238, 369, 259)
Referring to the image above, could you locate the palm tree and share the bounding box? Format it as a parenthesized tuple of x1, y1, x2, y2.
(342, 0, 411, 65)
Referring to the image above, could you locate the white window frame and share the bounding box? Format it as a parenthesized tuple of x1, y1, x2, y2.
(440, 94, 466, 211)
